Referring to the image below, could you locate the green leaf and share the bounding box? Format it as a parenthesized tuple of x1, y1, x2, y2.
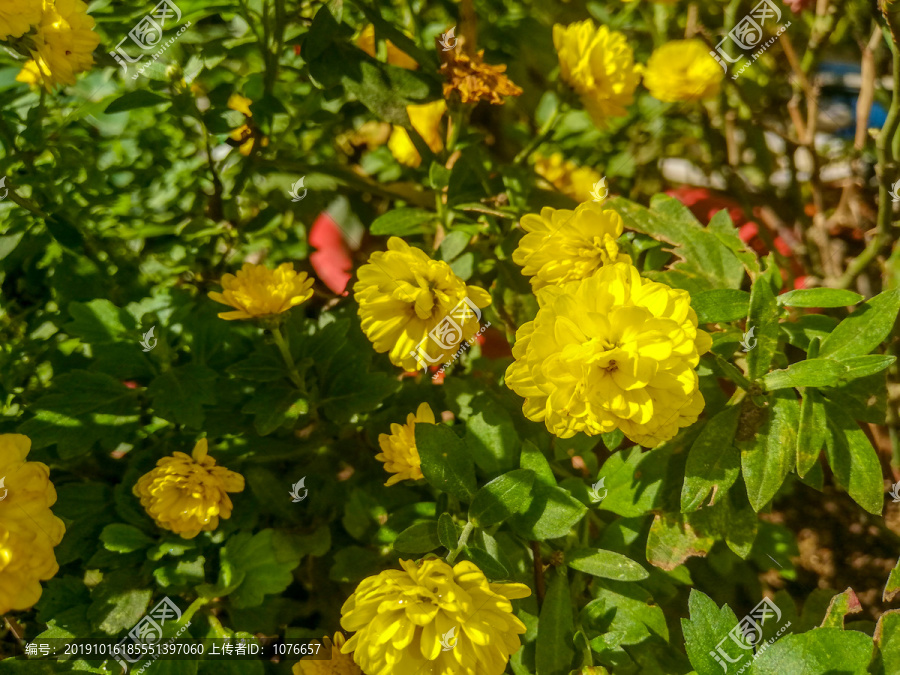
(749, 628, 873, 674)
(148, 364, 218, 429)
(468, 469, 535, 527)
(762, 358, 846, 391)
(520, 440, 556, 487)
(393, 521, 441, 554)
(691, 289, 750, 324)
(65, 299, 135, 344)
(536, 568, 575, 675)
(226, 348, 287, 382)
(370, 208, 436, 236)
(873, 610, 900, 675)
(777, 288, 863, 308)
(415, 424, 478, 502)
(819, 588, 862, 628)
(87, 569, 153, 634)
(681, 590, 740, 675)
(100, 524, 154, 553)
(105, 90, 171, 114)
(446, 380, 521, 473)
(463, 546, 510, 579)
(510, 480, 587, 541)
(746, 260, 780, 380)
(601, 429, 624, 451)
(586, 580, 669, 646)
(437, 513, 458, 550)
(837, 354, 896, 382)
(818, 288, 900, 360)
(796, 389, 827, 478)
(597, 446, 671, 517)
(823, 402, 884, 515)
(885, 560, 900, 603)
(566, 548, 648, 581)
(45, 214, 85, 249)
(739, 391, 799, 511)
(681, 405, 742, 512)
(646, 513, 715, 571)
(242, 384, 309, 436)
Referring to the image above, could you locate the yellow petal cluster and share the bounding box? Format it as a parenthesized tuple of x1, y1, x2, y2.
(340, 558, 531, 675)
(0, 435, 66, 614)
(376, 403, 435, 486)
(227, 93, 270, 155)
(357, 24, 418, 70)
(388, 100, 448, 168)
(643, 39, 723, 102)
(553, 20, 640, 127)
(209, 262, 315, 321)
(505, 263, 711, 447)
(354, 237, 491, 371)
(533, 153, 605, 204)
(0, 0, 43, 40)
(440, 50, 523, 105)
(293, 633, 362, 675)
(133, 439, 245, 539)
(16, 0, 100, 89)
(512, 202, 631, 291)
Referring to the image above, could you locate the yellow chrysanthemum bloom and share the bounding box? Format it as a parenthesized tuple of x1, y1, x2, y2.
(354, 237, 492, 371)
(15, 59, 43, 87)
(293, 633, 362, 675)
(133, 439, 244, 539)
(0, 0, 42, 40)
(376, 403, 435, 486)
(388, 99, 448, 168)
(440, 50, 523, 105)
(553, 20, 640, 127)
(0, 434, 66, 614)
(20, 0, 100, 89)
(209, 263, 315, 321)
(357, 24, 418, 70)
(505, 263, 711, 447)
(643, 39, 723, 102)
(534, 153, 605, 204)
(341, 558, 531, 675)
(512, 201, 631, 291)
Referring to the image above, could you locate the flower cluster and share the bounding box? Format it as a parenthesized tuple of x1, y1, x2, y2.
(533, 153, 605, 204)
(0, 434, 66, 614)
(133, 439, 245, 539)
(2, 0, 100, 89)
(340, 558, 530, 675)
(441, 49, 523, 105)
(376, 402, 435, 485)
(505, 262, 712, 447)
(227, 93, 270, 156)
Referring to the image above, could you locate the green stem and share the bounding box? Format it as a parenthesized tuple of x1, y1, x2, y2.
(446, 521, 474, 563)
(514, 104, 563, 166)
(180, 597, 210, 625)
(271, 324, 305, 390)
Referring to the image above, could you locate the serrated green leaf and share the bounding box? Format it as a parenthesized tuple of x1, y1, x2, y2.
(681, 590, 740, 675)
(226, 348, 286, 382)
(681, 405, 742, 512)
(148, 364, 218, 429)
(749, 627, 872, 674)
(241, 384, 309, 436)
(566, 548, 648, 581)
(818, 288, 900, 360)
(823, 402, 884, 515)
(468, 469, 534, 527)
(415, 424, 477, 502)
(646, 513, 715, 571)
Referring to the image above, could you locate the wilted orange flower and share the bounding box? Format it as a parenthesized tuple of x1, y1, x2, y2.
(441, 50, 522, 105)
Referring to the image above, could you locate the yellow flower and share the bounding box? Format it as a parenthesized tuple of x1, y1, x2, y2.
(441, 49, 523, 105)
(356, 24, 418, 70)
(340, 558, 530, 675)
(512, 201, 631, 291)
(533, 153, 605, 204)
(209, 262, 315, 321)
(228, 93, 253, 117)
(0, 0, 42, 40)
(15, 59, 43, 86)
(0, 434, 66, 614)
(133, 439, 244, 539)
(354, 237, 492, 371)
(21, 0, 100, 89)
(376, 403, 435, 486)
(293, 633, 362, 675)
(643, 39, 723, 102)
(227, 93, 269, 155)
(388, 99, 448, 168)
(553, 20, 640, 127)
(505, 262, 711, 447)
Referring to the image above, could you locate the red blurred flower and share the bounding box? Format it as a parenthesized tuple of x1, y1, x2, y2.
(309, 211, 353, 295)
